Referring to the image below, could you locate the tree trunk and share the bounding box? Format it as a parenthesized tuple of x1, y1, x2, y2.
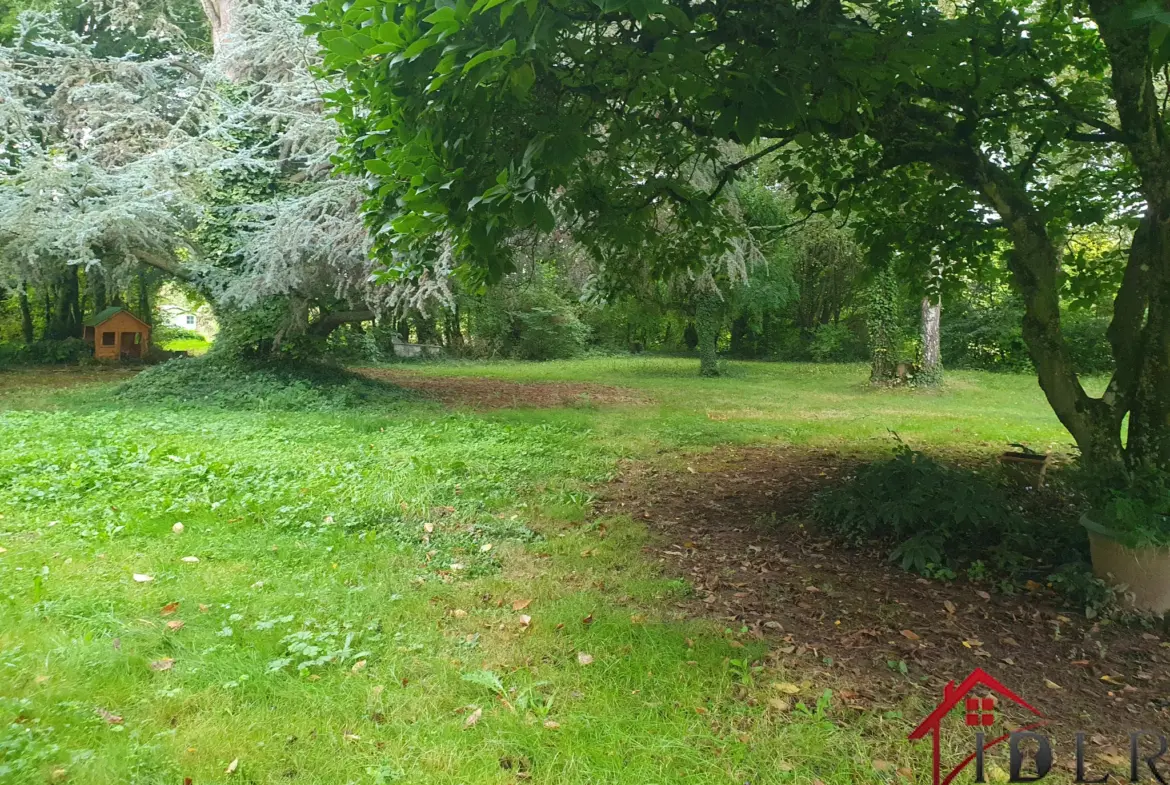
(137, 268, 152, 324)
(444, 305, 464, 352)
(48, 267, 82, 340)
(919, 294, 942, 386)
(729, 314, 751, 357)
(19, 287, 34, 344)
(695, 289, 721, 377)
(868, 266, 899, 384)
(199, 0, 238, 55)
(91, 268, 108, 312)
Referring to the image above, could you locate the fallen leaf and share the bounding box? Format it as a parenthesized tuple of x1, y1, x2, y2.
(132, 574, 153, 583)
(180, 556, 199, 564)
(872, 760, 894, 772)
(452, 609, 468, 619)
(95, 707, 123, 725)
(581, 613, 594, 626)
(480, 543, 492, 552)
(543, 720, 560, 729)
(160, 602, 179, 616)
(1044, 679, 1062, 690)
(976, 590, 991, 600)
(198, 604, 210, 613)
(518, 615, 532, 628)
(423, 522, 434, 534)
(768, 697, 791, 711)
(225, 758, 238, 775)
(901, 630, 920, 641)
(943, 600, 956, 614)
(694, 706, 708, 715)
(577, 652, 594, 666)
(149, 658, 175, 672)
(166, 620, 184, 632)
(773, 682, 801, 694)
(343, 731, 360, 741)
(464, 707, 482, 728)
(512, 599, 532, 611)
(352, 660, 367, 673)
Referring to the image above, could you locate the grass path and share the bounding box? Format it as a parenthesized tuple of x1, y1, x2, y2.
(0, 359, 1077, 784)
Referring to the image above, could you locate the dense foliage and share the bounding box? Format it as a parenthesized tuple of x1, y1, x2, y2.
(814, 443, 1106, 608)
(308, 0, 1170, 480)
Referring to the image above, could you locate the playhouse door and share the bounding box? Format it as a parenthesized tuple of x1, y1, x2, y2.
(120, 331, 142, 359)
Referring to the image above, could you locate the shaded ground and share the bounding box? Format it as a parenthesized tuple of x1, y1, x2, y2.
(601, 446, 1170, 747)
(358, 367, 648, 409)
(0, 366, 137, 394)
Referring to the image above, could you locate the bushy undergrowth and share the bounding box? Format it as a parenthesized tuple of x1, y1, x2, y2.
(117, 354, 411, 410)
(0, 338, 89, 367)
(466, 281, 590, 361)
(813, 443, 1105, 608)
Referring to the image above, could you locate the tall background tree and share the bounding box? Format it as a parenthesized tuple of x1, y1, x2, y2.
(307, 0, 1167, 480)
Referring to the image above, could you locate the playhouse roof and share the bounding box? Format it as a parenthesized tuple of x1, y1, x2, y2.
(84, 307, 149, 328)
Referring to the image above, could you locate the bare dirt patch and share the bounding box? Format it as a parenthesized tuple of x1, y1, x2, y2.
(357, 368, 648, 410)
(601, 446, 1170, 744)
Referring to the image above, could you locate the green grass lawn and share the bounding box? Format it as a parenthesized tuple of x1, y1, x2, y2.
(160, 337, 213, 356)
(0, 358, 1076, 784)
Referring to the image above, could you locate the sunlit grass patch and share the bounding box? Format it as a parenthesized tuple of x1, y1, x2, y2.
(0, 358, 1072, 783)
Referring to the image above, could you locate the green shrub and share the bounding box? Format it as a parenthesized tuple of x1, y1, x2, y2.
(1061, 310, 1113, 375)
(0, 338, 89, 367)
(942, 295, 1113, 375)
(809, 322, 867, 362)
(1082, 466, 1170, 549)
(469, 283, 589, 361)
(152, 323, 205, 344)
(813, 443, 1086, 586)
(117, 355, 411, 411)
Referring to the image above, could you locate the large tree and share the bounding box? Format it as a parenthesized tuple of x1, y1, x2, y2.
(1, 0, 398, 353)
(308, 0, 1170, 478)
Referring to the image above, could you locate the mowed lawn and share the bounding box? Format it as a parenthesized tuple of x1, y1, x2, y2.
(0, 358, 1076, 784)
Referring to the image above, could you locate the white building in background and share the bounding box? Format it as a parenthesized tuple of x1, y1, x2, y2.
(155, 285, 218, 340)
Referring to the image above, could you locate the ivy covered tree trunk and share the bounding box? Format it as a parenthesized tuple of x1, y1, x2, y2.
(692, 288, 720, 376)
(918, 294, 942, 386)
(695, 289, 722, 377)
(868, 266, 899, 384)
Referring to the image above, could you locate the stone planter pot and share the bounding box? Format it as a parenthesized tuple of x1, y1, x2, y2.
(1082, 513, 1170, 614)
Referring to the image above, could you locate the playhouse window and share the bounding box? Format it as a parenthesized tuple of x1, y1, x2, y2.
(101, 332, 116, 346)
(185, 315, 195, 326)
(965, 696, 996, 726)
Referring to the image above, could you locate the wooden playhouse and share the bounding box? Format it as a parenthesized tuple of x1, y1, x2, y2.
(84, 307, 151, 361)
